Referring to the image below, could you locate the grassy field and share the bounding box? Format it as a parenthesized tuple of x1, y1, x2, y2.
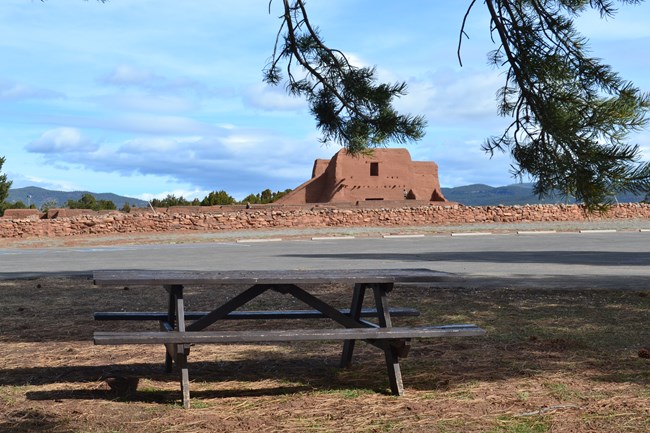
(1, 277, 648, 433)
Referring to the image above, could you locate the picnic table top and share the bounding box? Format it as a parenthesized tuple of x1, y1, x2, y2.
(93, 268, 456, 286)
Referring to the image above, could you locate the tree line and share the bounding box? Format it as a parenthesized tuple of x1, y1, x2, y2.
(0, 157, 11, 216)
(149, 188, 291, 208)
(0, 177, 292, 216)
(1, 192, 121, 214)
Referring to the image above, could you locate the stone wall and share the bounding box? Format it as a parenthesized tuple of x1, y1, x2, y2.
(1, 203, 649, 239)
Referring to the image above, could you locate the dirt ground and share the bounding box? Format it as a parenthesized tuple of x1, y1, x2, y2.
(1, 276, 649, 433)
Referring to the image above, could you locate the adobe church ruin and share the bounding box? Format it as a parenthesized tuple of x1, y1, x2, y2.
(275, 148, 450, 205)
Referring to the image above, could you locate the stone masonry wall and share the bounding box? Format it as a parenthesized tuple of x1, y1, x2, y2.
(1, 203, 649, 240)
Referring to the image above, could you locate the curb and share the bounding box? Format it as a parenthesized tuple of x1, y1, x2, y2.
(236, 238, 283, 243)
(310, 236, 356, 241)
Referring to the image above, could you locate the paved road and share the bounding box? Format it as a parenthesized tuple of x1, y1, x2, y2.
(1, 231, 648, 289)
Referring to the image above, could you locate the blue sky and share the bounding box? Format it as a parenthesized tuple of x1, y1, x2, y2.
(2, 1, 649, 201)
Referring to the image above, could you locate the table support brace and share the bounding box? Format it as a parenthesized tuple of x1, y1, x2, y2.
(373, 284, 405, 396)
(164, 284, 191, 408)
(340, 283, 367, 368)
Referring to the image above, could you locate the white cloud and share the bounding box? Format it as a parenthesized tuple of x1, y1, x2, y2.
(243, 83, 307, 112)
(575, 5, 650, 40)
(392, 68, 504, 127)
(629, 131, 650, 161)
(138, 188, 211, 202)
(10, 173, 82, 192)
(101, 114, 225, 136)
(101, 65, 156, 86)
(343, 53, 369, 69)
(23, 124, 331, 196)
(98, 64, 231, 102)
(241, 50, 366, 113)
(26, 127, 99, 154)
(433, 140, 516, 187)
(0, 80, 63, 101)
(96, 92, 197, 114)
(118, 137, 193, 154)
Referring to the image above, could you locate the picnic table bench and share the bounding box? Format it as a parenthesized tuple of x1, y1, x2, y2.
(93, 268, 485, 408)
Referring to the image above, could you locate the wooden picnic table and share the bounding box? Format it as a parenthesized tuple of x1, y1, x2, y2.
(93, 268, 485, 408)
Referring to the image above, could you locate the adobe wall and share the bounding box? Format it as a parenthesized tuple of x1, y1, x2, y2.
(276, 148, 448, 204)
(1, 203, 649, 239)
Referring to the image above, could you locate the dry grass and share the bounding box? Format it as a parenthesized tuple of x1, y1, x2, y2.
(1, 277, 649, 433)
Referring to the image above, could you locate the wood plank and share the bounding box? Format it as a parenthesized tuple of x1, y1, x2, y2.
(340, 283, 367, 368)
(93, 268, 456, 286)
(93, 325, 486, 345)
(372, 283, 403, 395)
(163, 285, 179, 372)
(94, 307, 420, 321)
(185, 284, 270, 331)
(276, 284, 381, 330)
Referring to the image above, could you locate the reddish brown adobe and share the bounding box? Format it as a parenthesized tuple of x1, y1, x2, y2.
(275, 148, 449, 204)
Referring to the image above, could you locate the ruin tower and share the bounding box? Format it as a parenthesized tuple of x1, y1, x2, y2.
(275, 148, 449, 205)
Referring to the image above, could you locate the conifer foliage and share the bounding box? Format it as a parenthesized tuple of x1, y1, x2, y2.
(264, 0, 427, 153)
(0, 156, 12, 215)
(476, 0, 650, 210)
(267, 0, 650, 210)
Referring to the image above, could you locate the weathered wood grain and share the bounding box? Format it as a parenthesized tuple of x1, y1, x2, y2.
(93, 268, 456, 286)
(94, 325, 486, 345)
(94, 307, 420, 321)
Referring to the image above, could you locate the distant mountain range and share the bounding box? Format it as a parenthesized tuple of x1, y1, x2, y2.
(441, 183, 646, 206)
(6, 184, 646, 209)
(7, 186, 149, 210)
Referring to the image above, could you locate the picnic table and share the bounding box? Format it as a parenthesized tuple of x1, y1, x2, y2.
(93, 268, 485, 408)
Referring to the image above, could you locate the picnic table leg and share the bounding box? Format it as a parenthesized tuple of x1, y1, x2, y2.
(178, 353, 191, 409)
(163, 285, 180, 373)
(372, 283, 405, 396)
(340, 283, 366, 368)
(165, 284, 192, 408)
(176, 287, 192, 409)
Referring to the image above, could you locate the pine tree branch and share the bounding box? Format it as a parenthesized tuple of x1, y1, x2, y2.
(458, 0, 478, 67)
